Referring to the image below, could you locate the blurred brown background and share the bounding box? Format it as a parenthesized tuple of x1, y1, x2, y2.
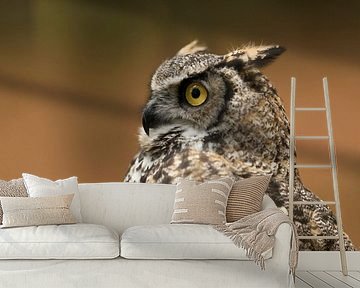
(0, 1, 359, 248)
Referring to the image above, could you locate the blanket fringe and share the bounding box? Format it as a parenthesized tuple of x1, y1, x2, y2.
(213, 208, 298, 273)
(214, 225, 266, 270)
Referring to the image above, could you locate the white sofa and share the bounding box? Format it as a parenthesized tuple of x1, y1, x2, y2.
(0, 182, 294, 288)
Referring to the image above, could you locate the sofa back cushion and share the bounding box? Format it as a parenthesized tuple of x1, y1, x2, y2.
(78, 183, 176, 235)
(78, 183, 277, 235)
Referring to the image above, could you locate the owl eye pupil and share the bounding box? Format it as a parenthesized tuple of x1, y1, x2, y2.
(191, 88, 201, 98)
(184, 82, 207, 107)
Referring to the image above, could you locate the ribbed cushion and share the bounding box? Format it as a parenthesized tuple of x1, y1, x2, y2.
(171, 178, 234, 225)
(0, 178, 28, 224)
(0, 224, 119, 259)
(0, 194, 76, 228)
(226, 175, 271, 222)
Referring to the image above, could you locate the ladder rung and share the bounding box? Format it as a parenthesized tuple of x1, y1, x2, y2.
(295, 136, 329, 140)
(298, 236, 339, 240)
(293, 201, 336, 205)
(295, 164, 332, 168)
(295, 107, 326, 111)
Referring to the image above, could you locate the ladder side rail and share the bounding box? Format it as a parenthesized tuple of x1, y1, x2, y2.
(323, 77, 348, 275)
(289, 77, 296, 222)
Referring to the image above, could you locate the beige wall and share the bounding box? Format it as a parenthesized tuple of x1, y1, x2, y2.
(0, 1, 359, 248)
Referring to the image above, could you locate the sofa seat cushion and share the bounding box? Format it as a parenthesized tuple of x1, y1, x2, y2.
(121, 224, 272, 260)
(0, 224, 119, 259)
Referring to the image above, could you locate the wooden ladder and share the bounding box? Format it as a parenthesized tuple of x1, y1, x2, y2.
(289, 77, 348, 275)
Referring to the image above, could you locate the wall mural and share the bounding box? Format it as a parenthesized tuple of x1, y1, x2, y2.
(1, 1, 358, 250)
(124, 42, 355, 251)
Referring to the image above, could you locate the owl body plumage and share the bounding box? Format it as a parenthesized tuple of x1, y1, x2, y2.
(124, 41, 355, 251)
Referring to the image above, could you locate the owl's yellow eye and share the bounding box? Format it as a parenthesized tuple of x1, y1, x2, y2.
(185, 82, 208, 106)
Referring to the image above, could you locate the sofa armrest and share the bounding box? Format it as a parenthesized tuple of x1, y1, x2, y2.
(271, 222, 292, 265)
(267, 221, 295, 287)
(261, 197, 293, 276)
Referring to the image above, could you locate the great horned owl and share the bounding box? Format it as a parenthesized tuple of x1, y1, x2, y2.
(124, 41, 355, 251)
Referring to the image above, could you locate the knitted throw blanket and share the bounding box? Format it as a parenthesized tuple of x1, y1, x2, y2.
(214, 208, 298, 275)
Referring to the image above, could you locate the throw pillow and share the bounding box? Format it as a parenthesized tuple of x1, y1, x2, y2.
(0, 178, 28, 224)
(226, 175, 271, 223)
(0, 194, 76, 228)
(171, 177, 234, 225)
(22, 173, 82, 222)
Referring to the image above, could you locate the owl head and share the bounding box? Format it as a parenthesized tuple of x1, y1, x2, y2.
(142, 40, 285, 137)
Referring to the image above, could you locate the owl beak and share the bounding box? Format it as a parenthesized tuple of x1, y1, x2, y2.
(142, 113, 151, 136)
(142, 107, 158, 136)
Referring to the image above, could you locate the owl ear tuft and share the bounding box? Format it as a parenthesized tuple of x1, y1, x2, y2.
(176, 40, 208, 56)
(224, 45, 285, 68)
